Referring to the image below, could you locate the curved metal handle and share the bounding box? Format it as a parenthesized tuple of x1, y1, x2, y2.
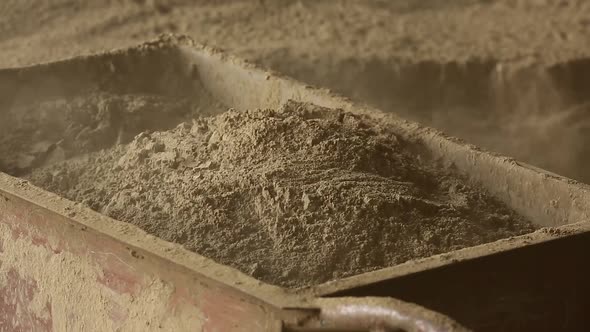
(291, 297, 470, 332)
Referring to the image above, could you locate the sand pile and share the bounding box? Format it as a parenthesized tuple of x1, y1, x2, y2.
(0, 93, 188, 175)
(0, 92, 224, 176)
(22, 97, 536, 287)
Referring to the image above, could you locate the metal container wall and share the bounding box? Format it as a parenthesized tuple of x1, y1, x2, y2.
(2, 36, 589, 331)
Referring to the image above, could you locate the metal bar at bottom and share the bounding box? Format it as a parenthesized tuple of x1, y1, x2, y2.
(284, 297, 470, 332)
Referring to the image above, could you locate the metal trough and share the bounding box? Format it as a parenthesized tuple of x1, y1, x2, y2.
(1, 35, 590, 331)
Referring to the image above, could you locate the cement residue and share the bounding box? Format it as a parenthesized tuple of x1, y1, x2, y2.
(26, 99, 536, 287)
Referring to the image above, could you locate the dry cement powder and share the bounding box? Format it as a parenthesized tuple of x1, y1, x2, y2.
(25, 99, 536, 288)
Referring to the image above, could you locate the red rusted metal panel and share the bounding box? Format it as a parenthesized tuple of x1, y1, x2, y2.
(0, 186, 278, 331)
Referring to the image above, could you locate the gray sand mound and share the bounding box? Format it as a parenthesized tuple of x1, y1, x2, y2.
(25, 97, 535, 287)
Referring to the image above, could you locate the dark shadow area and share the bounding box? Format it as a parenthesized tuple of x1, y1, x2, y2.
(324, 233, 590, 331)
(549, 58, 590, 104)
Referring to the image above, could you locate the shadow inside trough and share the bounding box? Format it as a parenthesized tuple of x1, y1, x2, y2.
(323, 231, 590, 332)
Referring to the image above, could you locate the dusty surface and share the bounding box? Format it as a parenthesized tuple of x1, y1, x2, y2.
(22, 98, 535, 287)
